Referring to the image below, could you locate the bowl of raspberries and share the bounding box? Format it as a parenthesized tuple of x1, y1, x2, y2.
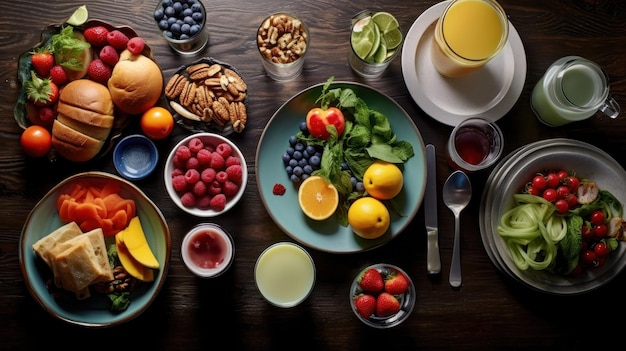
(164, 132, 247, 217)
(350, 263, 416, 328)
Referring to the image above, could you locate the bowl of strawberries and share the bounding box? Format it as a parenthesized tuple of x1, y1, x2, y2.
(350, 263, 416, 328)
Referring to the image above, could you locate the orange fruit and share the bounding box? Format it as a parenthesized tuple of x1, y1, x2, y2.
(20, 125, 52, 158)
(140, 107, 174, 140)
(348, 197, 390, 239)
(297, 175, 339, 220)
(363, 160, 403, 200)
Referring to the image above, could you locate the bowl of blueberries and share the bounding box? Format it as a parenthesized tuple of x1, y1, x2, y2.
(153, 0, 208, 55)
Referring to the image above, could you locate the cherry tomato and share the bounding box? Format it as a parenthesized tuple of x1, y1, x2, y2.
(556, 185, 570, 199)
(557, 170, 568, 181)
(542, 188, 558, 202)
(527, 185, 540, 196)
(20, 125, 52, 158)
(580, 250, 597, 266)
(594, 242, 610, 257)
(546, 173, 560, 188)
(565, 194, 578, 208)
(566, 176, 580, 192)
(590, 210, 605, 225)
(532, 175, 547, 191)
(581, 225, 594, 241)
(594, 224, 608, 238)
(554, 199, 569, 214)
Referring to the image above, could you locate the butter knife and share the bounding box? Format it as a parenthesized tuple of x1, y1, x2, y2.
(425, 144, 441, 275)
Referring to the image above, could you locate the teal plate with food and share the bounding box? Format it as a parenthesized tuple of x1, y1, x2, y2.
(19, 172, 171, 327)
(256, 82, 426, 253)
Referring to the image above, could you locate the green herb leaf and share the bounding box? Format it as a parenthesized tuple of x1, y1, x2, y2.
(50, 25, 90, 71)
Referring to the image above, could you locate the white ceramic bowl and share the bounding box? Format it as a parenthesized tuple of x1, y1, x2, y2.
(164, 132, 247, 217)
(181, 223, 234, 278)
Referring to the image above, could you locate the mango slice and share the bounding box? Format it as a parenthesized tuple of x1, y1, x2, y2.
(119, 216, 159, 269)
(115, 233, 154, 282)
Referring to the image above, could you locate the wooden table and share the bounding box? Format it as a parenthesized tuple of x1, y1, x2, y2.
(1, 0, 625, 349)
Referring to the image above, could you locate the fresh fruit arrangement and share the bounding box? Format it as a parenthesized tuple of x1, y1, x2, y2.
(281, 78, 414, 239)
(168, 136, 245, 212)
(498, 169, 625, 276)
(350, 264, 414, 327)
(15, 6, 162, 160)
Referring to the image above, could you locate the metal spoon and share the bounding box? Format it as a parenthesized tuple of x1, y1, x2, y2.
(442, 170, 472, 289)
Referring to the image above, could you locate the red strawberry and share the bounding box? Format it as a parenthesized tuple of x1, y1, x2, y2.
(376, 292, 400, 317)
(49, 65, 68, 85)
(354, 294, 376, 319)
(30, 49, 55, 77)
(83, 26, 109, 47)
(359, 268, 383, 293)
(384, 270, 409, 295)
(127, 37, 145, 55)
(24, 71, 59, 107)
(107, 30, 130, 50)
(87, 59, 112, 84)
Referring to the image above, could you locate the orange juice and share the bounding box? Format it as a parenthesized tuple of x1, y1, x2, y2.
(431, 0, 508, 77)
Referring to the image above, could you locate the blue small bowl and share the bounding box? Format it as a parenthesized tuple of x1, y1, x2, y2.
(114, 134, 159, 180)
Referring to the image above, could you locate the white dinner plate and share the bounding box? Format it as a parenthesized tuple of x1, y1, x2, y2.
(401, 0, 527, 126)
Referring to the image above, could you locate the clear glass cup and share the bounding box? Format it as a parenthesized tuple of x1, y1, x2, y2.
(348, 11, 403, 79)
(154, 0, 209, 55)
(254, 242, 315, 308)
(531, 56, 620, 127)
(431, 0, 509, 77)
(181, 223, 234, 278)
(446, 117, 504, 172)
(257, 13, 308, 81)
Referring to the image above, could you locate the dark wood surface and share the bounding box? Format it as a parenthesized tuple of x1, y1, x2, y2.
(1, 0, 625, 349)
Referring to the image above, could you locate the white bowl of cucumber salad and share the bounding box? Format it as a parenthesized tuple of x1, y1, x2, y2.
(480, 138, 626, 295)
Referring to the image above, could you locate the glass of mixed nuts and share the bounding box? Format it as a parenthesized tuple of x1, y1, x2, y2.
(256, 13, 309, 81)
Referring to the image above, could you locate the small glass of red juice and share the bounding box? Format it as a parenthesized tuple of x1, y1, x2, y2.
(446, 118, 503, 172)
(181, 223, 234, 278)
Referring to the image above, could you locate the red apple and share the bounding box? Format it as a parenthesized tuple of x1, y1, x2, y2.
(305, 107, 345, 140)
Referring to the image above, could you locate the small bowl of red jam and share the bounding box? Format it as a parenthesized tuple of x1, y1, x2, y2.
(181, 223, 234, 278)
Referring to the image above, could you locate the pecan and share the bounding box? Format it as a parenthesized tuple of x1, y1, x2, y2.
(165, 73, 186, 99)
(212, 99, 230, 122)
(180, 81, 197, 107)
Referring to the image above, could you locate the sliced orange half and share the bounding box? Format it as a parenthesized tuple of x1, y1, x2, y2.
(297, 175, 339, 220)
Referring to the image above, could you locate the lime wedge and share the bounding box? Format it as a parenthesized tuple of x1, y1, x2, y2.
(67, 5, 88, 26)
(383, 28, 403, 50)
(371, 12, 399, 34)
(365, 21, 381, 60)
(373, 41, 388, 63)
(351, 16, 379, 60)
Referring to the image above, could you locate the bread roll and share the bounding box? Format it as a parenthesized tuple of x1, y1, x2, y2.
(108, 50, 163, 115)
(52, 79, 114, 162)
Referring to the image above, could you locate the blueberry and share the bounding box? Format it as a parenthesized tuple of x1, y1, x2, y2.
(173, 2, 183, 12)
(184, 16, 194, 25)
(304, 165, 313, 174)
(288, 159, 298, 168)
(282, 153, 291, 163)
(154, 8, 164, 20)
(351, 176, 357, 187)
(164, 6, 176, 16)
(162, 0, 173, 6)
(301, 174, 310, 181)
(293, 166, 304, 177)
(190, 24, 200, 36)
(191, 3, 202, 12)
(181, 23, 191, 34)
(299, 121, 308, 133)
(298, 159, 308, 168)
(182, 8, 193, 16)
(340, 162, 349, 171)
(286, 146, 295, 156)
(289, 136, 297, 146)
(167, 16, 177, 25)
(309, 155, 320, 167)
(290, 174, 300, 183)
(305, 145, 316, 155)
(192, 12, 204, 22)
(292, 150, 303, 160)
(158, 20, 169, 30)
(170, 23, 181, 34)
(295, 143, 305, 151)
(285, 166, 293, 175)
(356, 182, 365, 192)
(180, 34, 190, 40)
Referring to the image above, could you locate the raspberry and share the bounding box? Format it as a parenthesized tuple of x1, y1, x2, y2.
(107, 30, 130, 50)
(127, 37, 145, 55)
(180, 192, 197, 207)
(175, 145, 192, 161)
(272, 183, 286, 196)
(196, 148, 212, 166)
(172, 174, 188, 192)
(210, 194, 227, 212)
(171, 168, 184, 177)
(83, 26, 109, 47)
(215, 142, 232, 158)
(99, 45, 119, 66)
(87, 59, 112, 84)
(223, 181, 239, 197)
(225, 155, 241, 167)
(201, 168, 216, 183)
(173, 155, 185, 169)
(197, 195, 212, 209)
(216, 171, 229, 183)
(210, 152, 225, 170)
(38, 107, 55, 125)
(184, 169, 200, 184)
(208, 180, 222, 195)
(226, 165, 243, 184)
(186, 157, 200, 170)
(49, 65, 68, 85)
(187, 137, 204, 153)
(193, 180, 207, 196)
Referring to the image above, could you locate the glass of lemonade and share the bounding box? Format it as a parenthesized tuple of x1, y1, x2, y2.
(531, 56, 620, 127)
(254, 242, 316, 308)
(349, 11, 403, 79)
(431, 0, 509, 77)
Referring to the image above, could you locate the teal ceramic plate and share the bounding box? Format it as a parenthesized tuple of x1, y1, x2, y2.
(256, 82, 427, 253)
(19, 172, 171, 327)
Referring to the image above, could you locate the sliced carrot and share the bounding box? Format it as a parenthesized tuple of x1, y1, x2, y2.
(110, 209, 129, 232)
(101, 181, 121, 198)
(73, 202, 100, 222)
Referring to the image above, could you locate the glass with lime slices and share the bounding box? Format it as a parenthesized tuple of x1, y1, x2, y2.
(349, 11, 403, 78)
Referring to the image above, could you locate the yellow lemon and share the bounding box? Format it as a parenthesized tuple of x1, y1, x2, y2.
(363, 161, 403, 200)
(348, 197, 390, 239)
(298, 175, 339, 220)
